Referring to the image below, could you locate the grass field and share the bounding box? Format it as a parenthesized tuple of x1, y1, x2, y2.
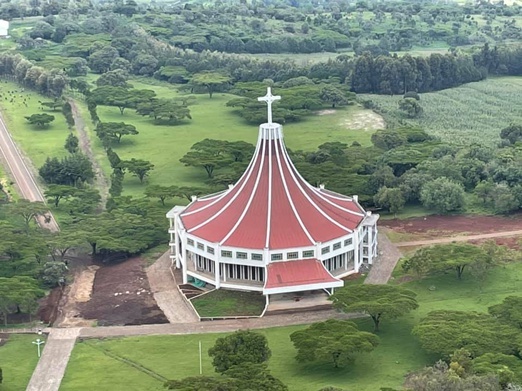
(0, 334, 45, 391)
(0, 80, 70, 168)
(61, 260, 522, 391)
(85, 78, 376, 198)
(191, 290, 266, 317)
(61, 320, 432, 391)
(361, 76, 522, 147)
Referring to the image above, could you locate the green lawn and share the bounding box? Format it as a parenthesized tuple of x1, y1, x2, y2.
(0, 81, 70, 169)
(61, 259, 522, 391)
(62, 320, 431, 391)
(0, 334, 46, 391)
(402, 261, 522, 318)
(361, 76, 522, 147)
(85, 79, 375, 198)
(191, 290, 266, 317)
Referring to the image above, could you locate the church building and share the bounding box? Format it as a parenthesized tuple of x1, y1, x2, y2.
(167, 88, 379, 297)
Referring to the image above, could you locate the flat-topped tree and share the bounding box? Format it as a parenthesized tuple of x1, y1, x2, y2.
(121, 158, 154, 183)
(25, 113, 55, 128)
(7, 200, 49, 233)
(403, 243, 488, 280)
(44, 184, 77, 207)
(144, 185, 178, 206)
(413, 310, 519, 358)
(96, 122, 138, 144)
(330, 284, 418, 332)
(180, 139, 233, 178)
(88, 86, 156, 115)
(191, 72, 232, 98)
(290, 319, 380, 368)
(489, 296, 522, 329)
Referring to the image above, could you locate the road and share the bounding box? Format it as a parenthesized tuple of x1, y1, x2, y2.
(395, 229, 522, 247)
(0, 110, 59, 232)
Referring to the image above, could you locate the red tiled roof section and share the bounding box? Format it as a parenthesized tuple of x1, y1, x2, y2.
(179, 126, 366, 249)
(265, 259, 340, 289)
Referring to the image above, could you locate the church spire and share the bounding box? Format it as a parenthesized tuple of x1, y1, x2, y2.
(257, 87, 281, 124)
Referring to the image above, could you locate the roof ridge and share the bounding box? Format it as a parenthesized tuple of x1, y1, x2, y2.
(274, 136, 315, 246)
(220, 139, 268, 245)
(279, 139, 354, 234)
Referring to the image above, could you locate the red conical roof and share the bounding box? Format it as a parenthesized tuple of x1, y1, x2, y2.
(180, 122, 366, 250)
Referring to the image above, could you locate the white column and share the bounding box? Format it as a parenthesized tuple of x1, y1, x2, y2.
(174, 218, 180, 269)
(214, 257, 220, 288)
(353, 231, 360, 272)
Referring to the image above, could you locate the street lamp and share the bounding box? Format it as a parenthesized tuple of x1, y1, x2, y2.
(32, 338, 45, 358)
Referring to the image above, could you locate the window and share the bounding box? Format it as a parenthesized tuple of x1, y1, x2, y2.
(344, 238, 353, 246)
(237, 252, 247, 259)
(207, 246, 214, 255)
(287, 251, 298, 260)
(302, 250, 314, 258)
(197, 242, 204, 250)
(221, 250, 232, 258)
(321, 246, 330, 255)
(187, 239, 194, 246)
(271, 253, 283, 261)
(333, 242, 341, 250)
(251, 253, 263, 261)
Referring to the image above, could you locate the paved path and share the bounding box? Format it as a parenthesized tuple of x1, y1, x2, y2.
(0, 110, 59, 231)
(26, 328, 80, 391)
(364, 230, 403, 284)
(395, 229, 522, 247)
(146, 251, 199, 323)
(77, 310, 355, 338)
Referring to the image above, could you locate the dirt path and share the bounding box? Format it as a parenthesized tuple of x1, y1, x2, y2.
(364, 229, 403, 284)
(395, 229, 522, 247)
(26, 328, 80, 391)
(146, 252, 199, 323)
(68, 99, 109, 207)
(0, 110, 59, 232)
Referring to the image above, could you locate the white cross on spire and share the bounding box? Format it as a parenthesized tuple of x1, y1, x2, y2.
(258, 87, 281, 124)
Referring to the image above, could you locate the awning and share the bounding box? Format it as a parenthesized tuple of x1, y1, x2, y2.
(264, 259, 343, 295)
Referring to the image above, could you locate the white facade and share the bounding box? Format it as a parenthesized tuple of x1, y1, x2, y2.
(165, 87, 379, 296)
(167, 205, 379, 295)
(0, 20, 9, 37)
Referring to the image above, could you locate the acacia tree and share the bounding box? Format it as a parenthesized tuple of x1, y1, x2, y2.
(121, 159, 154, 183)
(44, 184, 77, 207)
(330, 284, 418, 332)
(144, 185, 178, 206)
(290, 319, 379, 368)
(165, 364, 287, 391)
(96, 122, 139, 144)
(413, 310, 519, 358)
(208, 330, 271, 373)
(0, 276, 44, 326)
(7, 200, 50, 232)
(402, 243, 488, 280)
(25, 113, 55, 127)
(88, 86, 156, 115)
(180, 139, 232, 178)
(489, 296, 522, 329)
(191, 72, 231, 98)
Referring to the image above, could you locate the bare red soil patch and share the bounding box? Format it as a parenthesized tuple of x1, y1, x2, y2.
(78, 257, 168, 326)
(382, 214, 522, 236)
